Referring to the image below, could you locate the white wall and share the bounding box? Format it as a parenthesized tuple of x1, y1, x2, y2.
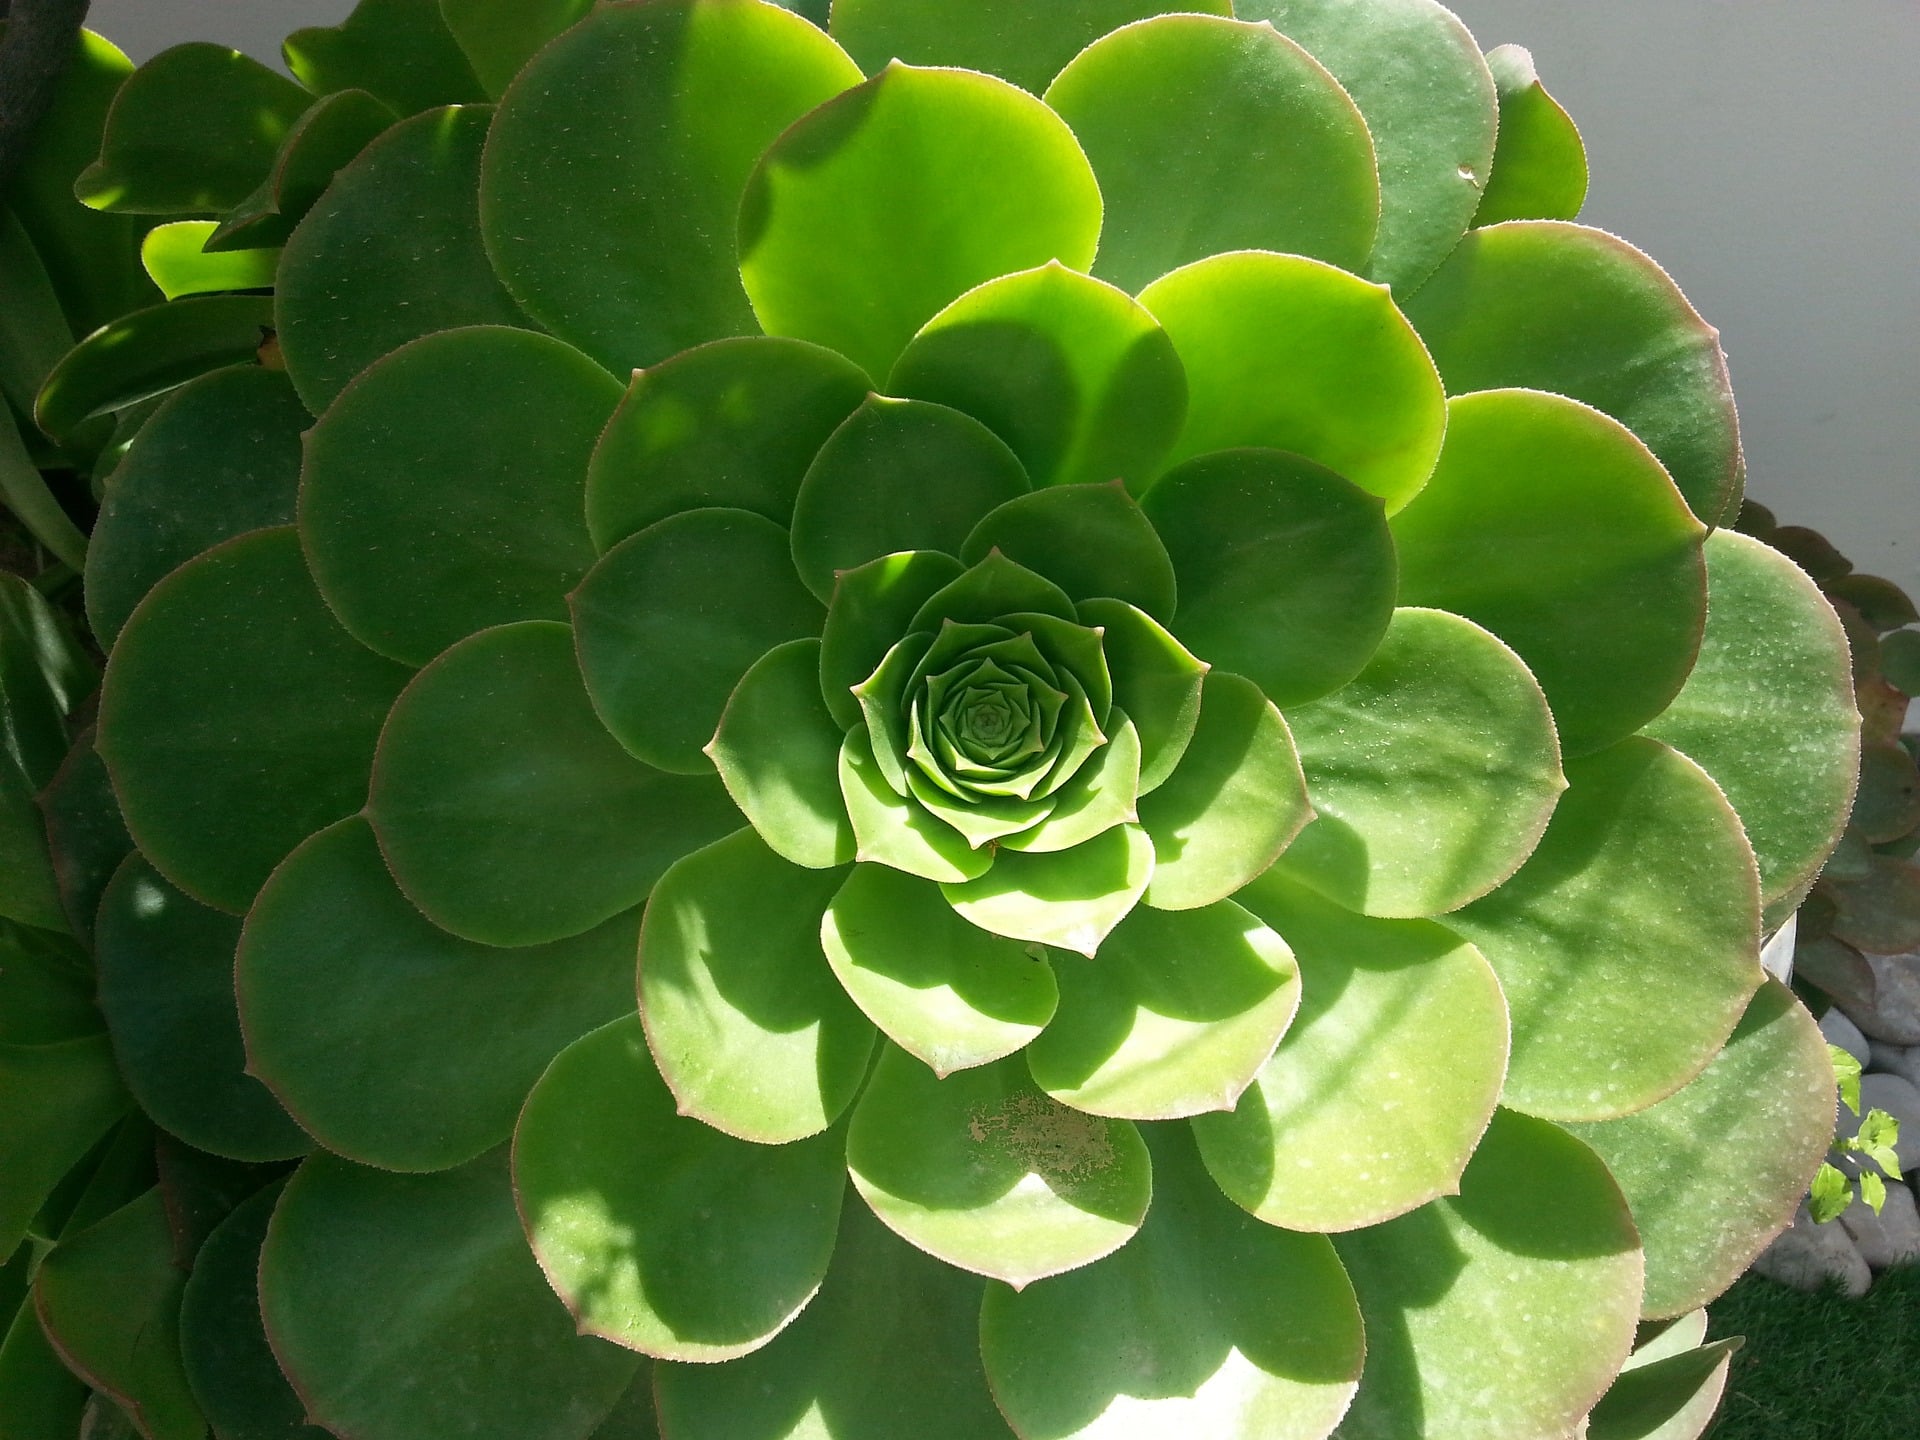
(83, 0, 1920, 596)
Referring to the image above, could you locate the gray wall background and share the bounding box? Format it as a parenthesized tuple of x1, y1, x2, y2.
(86, 0, 1919, 598)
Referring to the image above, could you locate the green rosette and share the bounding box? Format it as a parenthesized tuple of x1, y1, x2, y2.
(26, 1, 1860, 1438)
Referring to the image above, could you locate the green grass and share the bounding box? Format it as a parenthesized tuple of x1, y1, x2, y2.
(1706, 1264, 1920, 1438)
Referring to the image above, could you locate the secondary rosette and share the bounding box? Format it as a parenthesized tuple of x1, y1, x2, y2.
(54, 2, 1865, 1439)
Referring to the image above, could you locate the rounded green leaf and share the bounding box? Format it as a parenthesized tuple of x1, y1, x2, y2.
(572, 507, 826, 773)
(85, 365, 308, 648)
(94, 856, 307, 1163)
(961, 481, 1175, 619)
(639, 829, 873, 1144)
(909, 552, 1076, 632)
(261, 1150, 639, 1440)
(282, 0, 487, 114)
(1401, 222, 1743, 524)
(586, 337, 872, 553)
(1236, 0, 1497, 293)
(980, 1126, 1363, 1440)
(367, 620, 740, 946)
(0, 1292, 86, 1436)
(481, 0, 860, 374)
(1140, 253, 1446, 510)
(1446, 737, 1762, 1122)
(847, 1045, 1150, 1287)
(829, 0, 1230, 95)
(1075, 599, 1205, 796)
(889, 264, 1186, 494)
(710, 639, 856, 869)
(301, 326, 621, 666)
(207, 87, 400, 252)
(1473, 45, 1589, 226)
(1046, 14, 1377, 292)
(1330, 1109, 1643, 1440)
(139, 222, 279, 300)
(441, 0, 595, 99)
(655, 1197, 1003, 1440)
(238, 818, 641, 1172)
(1277, 607, 1566, 918)
(1141, 449, 1396, 707)
(33, 294, 277, 445)
(98, 527, 411, 914)
(1136, 672, 1310, 912)
(1195, 869, 1509, 1232)
(739, 62, 1103, 381)
(1587, 1340, 1737, 1440)
(791, 397, 1030, 604)
(1564, 981, 1837, 1320)
(278, 104, 529, 414)
(821, 862, 1058, 1077)
(839, 726, 993, 884)
(515, 1015, 847, 1362)
(33, 1191, 203, 1440)
(1642, 531, 1861, 910)
(942, 822, 1154, 958)
(1025, 899, 1299, 1121)
(996, 710, 1142, 856)
(179, 1181, 329, 1440)
(820, 551, 967, 731)
(1389, 389, 1708, 757)
(76, 43, 312, 214)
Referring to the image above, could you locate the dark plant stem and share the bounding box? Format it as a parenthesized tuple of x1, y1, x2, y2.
(0, 0, 91, 192)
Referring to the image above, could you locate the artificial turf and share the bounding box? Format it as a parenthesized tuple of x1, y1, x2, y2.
(1706, 1264, 1920, 1437)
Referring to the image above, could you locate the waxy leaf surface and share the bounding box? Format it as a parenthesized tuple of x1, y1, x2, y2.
(84, 365, 307, 647)
(1390, 389, 1707, 757)
(830, 0, 1229, 95)
(1403, 222, 1742, 525)
(1141, 253, 1446, 511)
(981, 1127, 1363, 1440)
(791, 397, 1030, 604)
(278, 104, 528, 413)
(890, 264, 1186, 494)
(178, 1181, 329, 1440)
(848, 1046, 1150, 1287)
(1331, 1110, 1643, 1440)
(99, 528, 411, 914)
(1143, 449, 1396, 708)
(95, 856, 308, 1162)
(302, 325, 621, 666)
(1564, 981, 1836, 1319)
(639, 829, 873, 1143)
(262, 1150, 639, 1440)
(741, 63, 1103, 380)
(1447, 738, 1761, 1121)
(515, 1016, 846, 1362)
(587, 337, 871, 552)
(1047, 15, 1377, 291)
(1026, 900, 1299, 1120)
(823, 863, 1058, 1077)
(1137, 673, 1309, 912)
(368, 620, 740, 946)
(1198, 870, 1508, 1232)
(240, 818, 640, 1172)
(1473, 45, 1588, 226)
(483, 0, 860, 373)
(655, 1199, 1003, 1440)
(1238, 0, 1496, 292)
(1642, 531, 1860, 909)
(574, 507, 826, 773)
(1278, 607, 1565, 917)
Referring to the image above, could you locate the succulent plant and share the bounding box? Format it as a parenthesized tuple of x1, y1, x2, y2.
(0, 1, 1878, 1437)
